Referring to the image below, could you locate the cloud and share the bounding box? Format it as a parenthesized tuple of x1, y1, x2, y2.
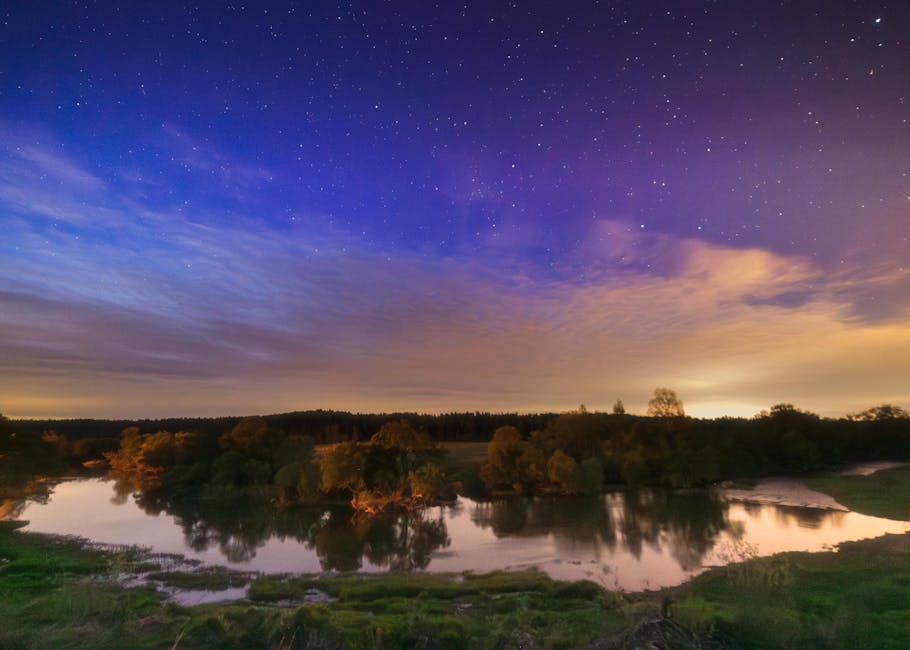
(160, 123, 275, 202)
(0, 124, 110, 226)
(1, 137, 908, 419)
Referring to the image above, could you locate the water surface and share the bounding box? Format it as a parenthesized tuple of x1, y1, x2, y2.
(13, 478, 909, 591)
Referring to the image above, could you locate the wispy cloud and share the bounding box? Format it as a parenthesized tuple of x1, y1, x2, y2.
(160, 123, 275, 203)
(1, 134, 908, 418)
(0, 123, 112, 226)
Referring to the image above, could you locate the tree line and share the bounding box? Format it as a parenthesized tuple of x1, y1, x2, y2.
(9, 410, 555, 446)
(102, 416, 456, 514)
(3, 394, 909, 507)
(475, 394, 910, 494)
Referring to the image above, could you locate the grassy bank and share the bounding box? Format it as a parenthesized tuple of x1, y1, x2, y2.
(0, 521, 178, 649)
(671, 532, 910, 648)
(665, 466, 910, 648)
(0, 521, 631, 649)
(806, 464, 910, 521)
(5, 461, 910, 649)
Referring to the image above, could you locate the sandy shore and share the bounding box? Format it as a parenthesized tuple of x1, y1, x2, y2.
(720, 462, 907, 510)
(721, 478, 848, 511)
(837, 461, 906, 476)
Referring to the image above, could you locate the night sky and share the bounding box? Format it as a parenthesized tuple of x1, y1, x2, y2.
(1, 1, 908, 418)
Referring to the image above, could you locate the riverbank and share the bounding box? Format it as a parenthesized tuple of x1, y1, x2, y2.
(4, 519, 910, 648)
(0, 521, 630, 648)
(720, 477, 849, 511)
(806, 463, 910, 521)
(4, 465, 910, 648)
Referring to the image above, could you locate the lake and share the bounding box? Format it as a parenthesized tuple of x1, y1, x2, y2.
(11, 477, 910, 591)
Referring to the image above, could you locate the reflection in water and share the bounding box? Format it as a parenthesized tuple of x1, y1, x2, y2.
(0, 478, 54, 521)
(132, 489, 451, 571)
(771, 505, 844, 530)
(470, 490, 730, 572)
(9, 479, 910, 590)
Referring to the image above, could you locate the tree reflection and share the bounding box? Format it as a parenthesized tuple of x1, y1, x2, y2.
(471, 488, 730, 572)
(355, 511, 450, 571)
(128, 488, 451, 570)
(772, 504, 845, 530)
(0, 477, 54, 521)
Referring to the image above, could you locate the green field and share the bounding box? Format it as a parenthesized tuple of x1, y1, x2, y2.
(806, 464, 910, 521)
(440, 442, 488, 467)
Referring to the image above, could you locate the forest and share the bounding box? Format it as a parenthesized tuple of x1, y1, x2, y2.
(3, 392, 909, 513)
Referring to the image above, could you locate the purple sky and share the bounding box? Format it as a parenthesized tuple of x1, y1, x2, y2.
(1, 2, 908, 418)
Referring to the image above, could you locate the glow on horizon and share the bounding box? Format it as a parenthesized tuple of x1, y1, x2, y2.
(1, 5, 908, 420)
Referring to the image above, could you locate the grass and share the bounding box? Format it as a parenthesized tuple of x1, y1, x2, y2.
(243, 570, 627, 648)
(806, 463, 910, 521)
(4, 520, 910, 649)
(439, 442, 488, 468)
(5, 459, 910, 648)
(0, 521, 629, 649)
(145, 566, 251, 591)
(0, 522, 178, 649)
(671, 532, 910, 648)
(664, 466, 910, 648)
(440, 441, 488, 498)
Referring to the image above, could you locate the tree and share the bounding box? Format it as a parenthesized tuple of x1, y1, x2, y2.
(211, 451, 272, 487)
(370, 420, 433, 452)
(319, 441, 367, 493)
(546, 450, 581, 493)
(408, 463, 446, 504)
(579, 457, 604, 494)
(769, 403, 798, 416)
(273, 461, 304, 499)
(647, 387, 685, 418)
(546, 413, 602, 460)
(848, 404, 910, 421)
(612, 399, 626, 415)
(480, 426, 525, 492)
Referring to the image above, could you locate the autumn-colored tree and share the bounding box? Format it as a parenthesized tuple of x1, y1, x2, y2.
(319, 441, 367, 494)
(546, 450, 581, 493)
(647, 387, 685, 418)
(408, 463, 446, 504)
(479, 426, 525, 492)
(104, 428, 206, 491)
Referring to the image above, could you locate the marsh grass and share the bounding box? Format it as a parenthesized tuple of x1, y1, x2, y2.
(246, 570, 625, 648)
(146, 566, 251, 591)
(0, 523, 173, 648)
(1, 522, 626, 649)
(4, 511, 910, 648)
